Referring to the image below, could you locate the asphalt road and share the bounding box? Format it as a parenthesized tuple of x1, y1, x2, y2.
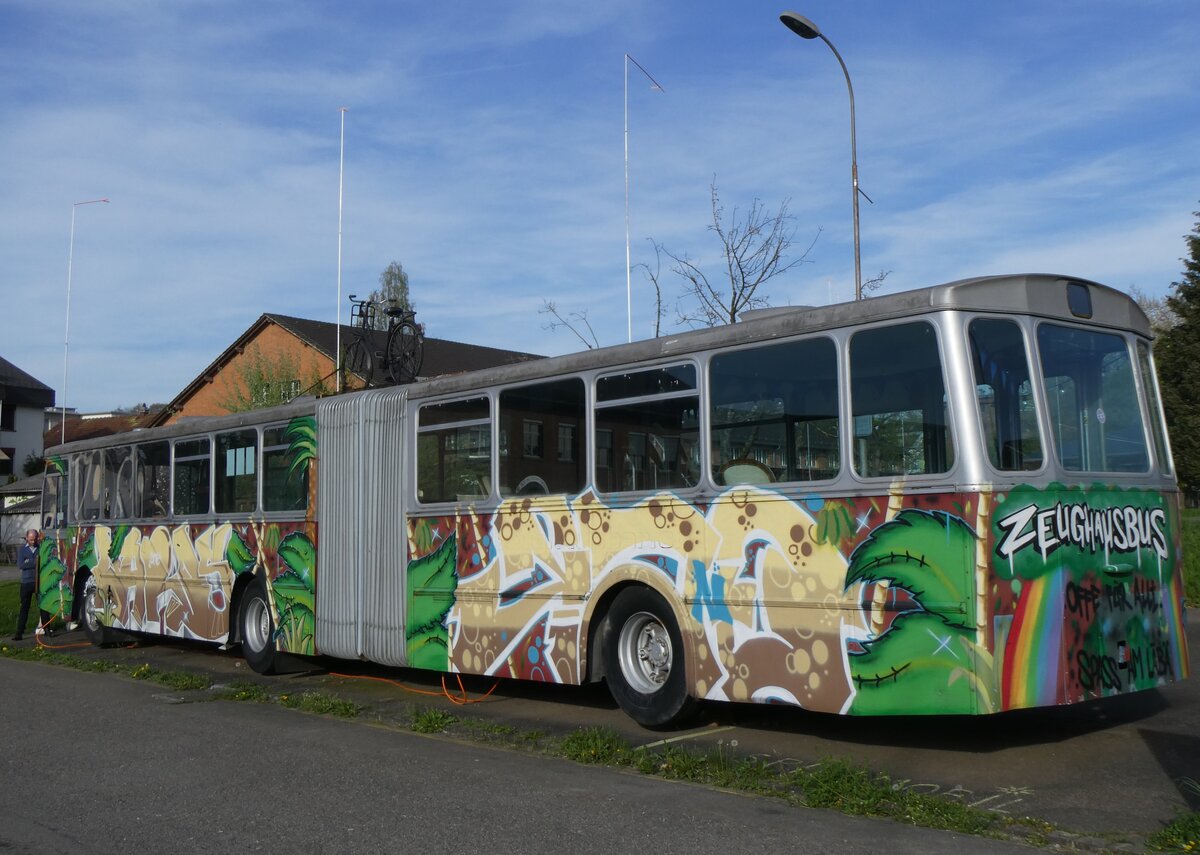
(3, 554, 1197, 849)
(0, 659, 1037, 855)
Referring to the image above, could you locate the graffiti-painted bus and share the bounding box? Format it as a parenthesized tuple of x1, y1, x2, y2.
(39, 274, 1187, 726)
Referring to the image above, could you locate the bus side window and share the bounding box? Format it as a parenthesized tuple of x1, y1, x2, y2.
(104, 446, 134, 520)
(968, 319, 1043, 472)
(594, 364, 699, 493)
(1137, 340, 1172, 474)
(73, 450, 104, 521)
(499, 378, 585, 498)
(215, 429, 258, 514)
(850, 322, 954, 478)
(709, 336, 840, 485)
(417, 397, 492, 504)
(263, 425, 308, 511)
(137, 441, 171, 519)
(41, 470, 65, 529)
(174, 438, 212, 516)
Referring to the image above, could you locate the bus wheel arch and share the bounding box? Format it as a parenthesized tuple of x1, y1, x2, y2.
(599, 584, 697, 728)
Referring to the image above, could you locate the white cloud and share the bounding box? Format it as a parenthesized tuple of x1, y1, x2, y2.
(1, 0, 1197, 408)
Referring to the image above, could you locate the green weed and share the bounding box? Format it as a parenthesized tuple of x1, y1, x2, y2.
(411, 707, 459, 734)
(792, 760, 994, 834)
(457, 718, 516, 738)
(1147, 809, 1200, 852)
(558, 727, 633, 765)
(128, 662, 212, 691)
(280, 690, 363, 718)
(211, 681, 269, 702)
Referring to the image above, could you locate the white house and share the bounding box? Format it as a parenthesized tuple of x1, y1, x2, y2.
(0, 356, 55, 481)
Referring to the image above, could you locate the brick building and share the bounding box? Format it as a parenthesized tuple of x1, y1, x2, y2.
(148, 313, 541, 427)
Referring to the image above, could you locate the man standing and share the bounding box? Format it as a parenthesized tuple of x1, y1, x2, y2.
(13, 529, 44, 641)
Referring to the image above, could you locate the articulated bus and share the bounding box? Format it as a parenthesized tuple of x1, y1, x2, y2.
(38, 274, 1187, 726)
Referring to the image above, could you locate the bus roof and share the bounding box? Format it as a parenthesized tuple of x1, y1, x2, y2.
(46, 273, 1147, 456)
(410, 273, 1149, 400)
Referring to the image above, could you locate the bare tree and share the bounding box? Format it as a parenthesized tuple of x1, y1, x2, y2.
(539, 300, 600, 349)
(862, 269, 892, 295)
(658, 181, 819, 328)
(632, 238, 667, 339)
(1129, 284, 1179, 336)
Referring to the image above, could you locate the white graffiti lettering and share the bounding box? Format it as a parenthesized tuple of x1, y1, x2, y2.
(995, 501, 1168, 562)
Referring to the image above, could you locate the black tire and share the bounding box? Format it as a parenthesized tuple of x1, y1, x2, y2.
(386, 320, 423, 384)
(344, 338, 374, 388)
(79, 572, 118, 647)
(603, 587, 696, 728)
(239, 576, 278, 675)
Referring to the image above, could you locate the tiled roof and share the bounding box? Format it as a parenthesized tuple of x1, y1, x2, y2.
(147, 313, 544, 428)
(43, 413, 155, 447)
(265, 313, 543, 381)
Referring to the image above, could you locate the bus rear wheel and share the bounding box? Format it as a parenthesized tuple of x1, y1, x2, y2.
(79, 572, 118, 647)
(603, 587, 696, 728)
(239, 576, 278, 675)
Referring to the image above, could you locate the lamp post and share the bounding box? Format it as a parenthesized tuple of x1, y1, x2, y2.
(62, 197, 109, 444)
(779, 11, 862, 301)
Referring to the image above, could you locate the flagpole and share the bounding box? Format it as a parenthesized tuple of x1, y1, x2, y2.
(624, 55, 631, 343)
(624, 54, 664, 344)
(62, 197, 109, 443)
(336, 107, 347, 392)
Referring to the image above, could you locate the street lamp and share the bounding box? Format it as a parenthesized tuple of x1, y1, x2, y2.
(780, 11, 863, 301)
(63, 197, 109, 444)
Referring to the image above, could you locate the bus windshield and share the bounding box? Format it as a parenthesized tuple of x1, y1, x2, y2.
(1038, 324, 1149, 473)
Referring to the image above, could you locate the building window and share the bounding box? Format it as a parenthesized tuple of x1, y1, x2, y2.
(0, 446, 14, 476)
(0, 403, 14, 432)
(522, 420, 543, 458)
(254, 379, 302, 408)
(557, 424, 576, 462)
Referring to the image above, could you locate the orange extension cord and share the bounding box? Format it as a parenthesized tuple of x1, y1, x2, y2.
(33, 603, 92, 650)
(330, 670, 501, 706)
(24, 601, 496, 705)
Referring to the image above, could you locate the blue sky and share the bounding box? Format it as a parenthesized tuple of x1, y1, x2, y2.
(3, 0, 1198, 412)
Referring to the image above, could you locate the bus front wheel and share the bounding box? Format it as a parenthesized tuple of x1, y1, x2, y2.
(239, 576, 278, 675)
(603, 587, 696, 728)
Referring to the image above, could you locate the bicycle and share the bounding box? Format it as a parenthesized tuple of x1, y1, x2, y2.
(344, 295, 424, 387)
